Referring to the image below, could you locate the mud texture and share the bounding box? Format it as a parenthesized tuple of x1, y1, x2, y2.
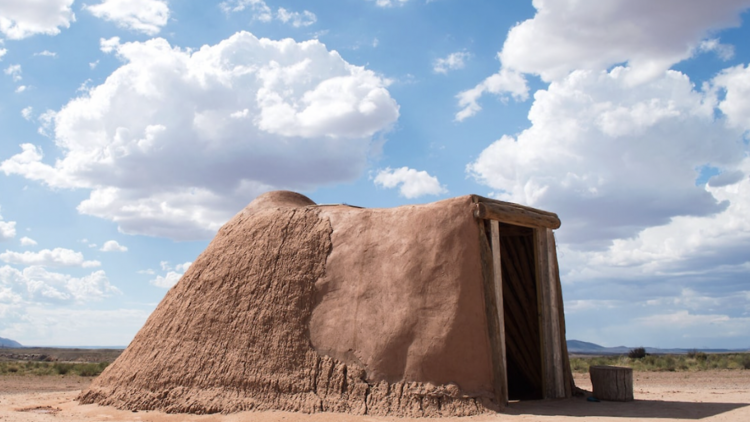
(79, 191, 496, 417)
(312, 197, 495, 395)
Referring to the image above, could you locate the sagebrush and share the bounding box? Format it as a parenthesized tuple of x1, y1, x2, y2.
(570, 352, 750, 373)
(0, 361, 109, 376)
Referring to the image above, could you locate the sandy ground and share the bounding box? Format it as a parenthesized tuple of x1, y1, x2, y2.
(0, 371, 748, 422)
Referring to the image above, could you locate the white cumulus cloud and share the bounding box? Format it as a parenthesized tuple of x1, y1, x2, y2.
(625, 309, 750, 346)
(0, 207, 16, 242)
(560, 156, 750, 282)
(3, 304, 151, 347)
(19, 237, 36, 247)
(462, 2, 750, 347)
(4, 64, 21, 81)
(174, 261, 191, 272)
(374, 167, 447, 198)
(0, 222, 15, 241)
(99, 36, 120, 53)
(456, 67, 529, 121)
(0, 265, 119, 303)
(501, 0, 750, 83)
(0, 0, 75, 39)
(711, 64, 750, 133)
(21, 106, 33, 120)
(0, 306, 147, 346)
(220, 0, 272, 20)
(0, 248, 100, 268)
(150, 261, 191, 288)
(276, 7, 316, 27)
(698, 38, 735, 61)
(220, 0, 315, 27)
(34, 50, 57, 58)
(100, 240, 127, 252)
(467, 67, 746, 247)
(0, 32, 399, 240)
(86, 0, 169, 35)
(457, 0, 750, 120)
(433, 51, 470, 74)
(371, 0, 409, 7)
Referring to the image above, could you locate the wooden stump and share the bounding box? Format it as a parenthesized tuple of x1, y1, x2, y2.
(589, 365, 633, 401)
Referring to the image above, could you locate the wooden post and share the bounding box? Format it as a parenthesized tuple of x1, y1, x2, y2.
(490, 220, 508, 406)
(589, 366, 634, 401)
(546, 229, 565, 398)
(534, 228, 551, 399)
(534, 228, 565, 399)
(550, 231, 574, 397)
(478, 221, 507, 409)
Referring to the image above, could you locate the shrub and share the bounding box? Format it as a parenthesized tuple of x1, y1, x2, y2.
(568, 352, 750, 373)
(54, 363, 71, 375)
(628, 347, 647, 359)
(75, 363, 107, 377)
(663, 356, 676, 372)
(569, 358, 589, 373)
(0, 361, 112, 377)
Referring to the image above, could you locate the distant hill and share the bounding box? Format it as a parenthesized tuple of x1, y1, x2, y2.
(567, 340, 606, 352)
(0, 337, 22, 348)
(567, 339, 748, 355)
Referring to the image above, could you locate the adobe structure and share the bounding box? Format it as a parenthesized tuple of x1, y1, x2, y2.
(79, 191, 574, 417)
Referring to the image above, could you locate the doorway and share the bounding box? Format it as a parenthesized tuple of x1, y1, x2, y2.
(483, 221, 544, 400)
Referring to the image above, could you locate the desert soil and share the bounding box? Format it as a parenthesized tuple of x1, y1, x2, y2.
(0, 370, 748, 421)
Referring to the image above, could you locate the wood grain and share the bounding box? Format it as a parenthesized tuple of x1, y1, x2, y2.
(471, 197, 561, 230)
(490, 220, 508, 406)
(534, 228, 554, 399)
(589, 366, 634, 402)
(550, 231, 575, 397)
(471, 195, 561, 219)
(545, 228, 565, 398)
(478, 220, 507, 409)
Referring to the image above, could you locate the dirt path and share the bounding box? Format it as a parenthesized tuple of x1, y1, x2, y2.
(1, 371, 748, 421)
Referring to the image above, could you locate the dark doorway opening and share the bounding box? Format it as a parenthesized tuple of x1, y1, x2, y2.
(497, 222, 544, 400)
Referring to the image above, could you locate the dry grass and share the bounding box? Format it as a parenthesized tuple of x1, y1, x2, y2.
(570, 352, 750, 373)
(0, 361, 109, 377)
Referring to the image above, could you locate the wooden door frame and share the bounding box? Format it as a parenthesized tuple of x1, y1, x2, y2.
(473, 195, 570, 403)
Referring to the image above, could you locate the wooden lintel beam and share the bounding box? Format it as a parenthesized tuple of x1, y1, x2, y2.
(474, 202, 561, 230)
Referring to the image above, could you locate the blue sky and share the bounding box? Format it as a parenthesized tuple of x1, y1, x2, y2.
(0, 0, 749, 349)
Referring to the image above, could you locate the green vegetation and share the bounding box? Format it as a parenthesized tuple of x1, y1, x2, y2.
(0, 361, 109, 377)
(628, 347, 647, 359)
(570, 352, 750, 373)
